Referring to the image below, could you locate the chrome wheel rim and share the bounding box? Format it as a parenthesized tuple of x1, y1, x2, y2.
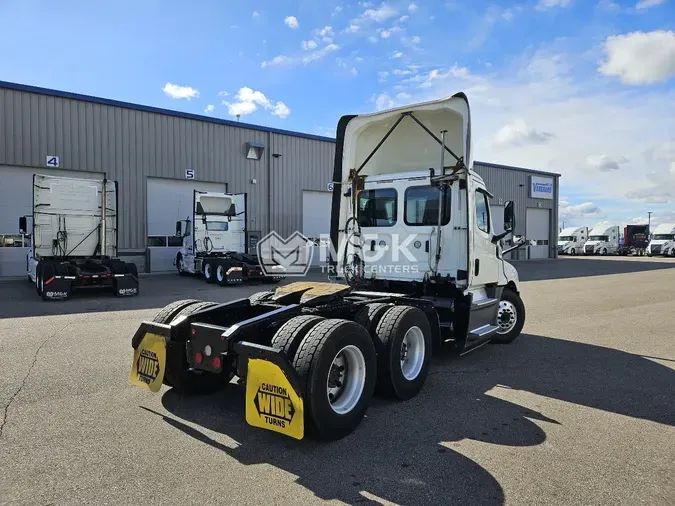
(326, 345, 366, 415)
(217, 265, 224, 282)
(497, 300, 517, 335)
(204, 264, 211, 278)
(400, 326, 425, 381)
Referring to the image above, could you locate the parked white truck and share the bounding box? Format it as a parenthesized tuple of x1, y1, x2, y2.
(174, 190, 285, 284)
(130, 92, 529, 441)
(583, 225, 620, 255)
(647, 223, 675, 257)
(558, 226, 588, 255)
(19, 174, 139, 301)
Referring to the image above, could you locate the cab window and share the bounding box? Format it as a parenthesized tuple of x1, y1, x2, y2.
(357, 189, 397, 227)
(404, 186, 451, 226)
(475, 191, 490, 233)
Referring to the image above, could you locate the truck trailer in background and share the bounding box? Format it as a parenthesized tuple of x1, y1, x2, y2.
(19, 174, 139, 301)
(617, 225, 650, 256)
(558, 226, 588, 255)
(647, 223, 675, 257)
(584, 225, 621, 255)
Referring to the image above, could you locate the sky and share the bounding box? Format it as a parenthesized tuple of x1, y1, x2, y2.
(1, 0, 674, 230)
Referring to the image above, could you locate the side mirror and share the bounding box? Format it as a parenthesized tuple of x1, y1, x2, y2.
(503, 201, 515, 232)
(175, 221, 182, 237)
(19, 217, 27, 234)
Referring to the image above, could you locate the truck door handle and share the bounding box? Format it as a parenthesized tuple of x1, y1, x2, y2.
(370, 240, 375, 251)
(425, 240, 429, 253)
(474, 259, 480, 276)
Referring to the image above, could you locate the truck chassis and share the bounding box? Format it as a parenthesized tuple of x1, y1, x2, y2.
(130, 281, 524, 441)
(176, 251, 285, 285)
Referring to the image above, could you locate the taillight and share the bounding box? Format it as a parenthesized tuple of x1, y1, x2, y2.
(194, 351, 203, 364)
(212, 357, 221, 369)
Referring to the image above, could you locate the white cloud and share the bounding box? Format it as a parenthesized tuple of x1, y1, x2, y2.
(493, 118, 555, 147)
(217, 90, 229, 97)
(302, 40, 318, 50)
(350, 67, 359, 76)
(635, 0, 667, 10)
(284, 16, 299, 29)
(355, 56, 364, 62)
(559, 198, 607, 222)
(222, 87, 291, 119)
(302, 44, 340, 63)
(378, 26, 403, 39)
(319, 26, 334, 37)
(375, 92, 395, 110)
(252, 10, 260, 18)
(392, 51, 404, 58)
(411, 35, 421, 44)
(536, 0, 572, 10)
(359, 2, 398, 23)
(378, 71, 390, 81)
(262, 43, 340, 67)
(598, 30, 675, 85)
(261, 55, 292, 68)
(399, 15, 410, 22)
(408, 2, 418, 13)
(272, 102, 291, 118)
(396, 92, 412, 100)
(368, 36, 379, 43)
(585, 154, 629, 172)
(346, 24, 361, 33)
(204, 104, 215, 114)
(333, 5, 344, 14)
(598, 0, 621, 11)
(162, 82, 199, 100)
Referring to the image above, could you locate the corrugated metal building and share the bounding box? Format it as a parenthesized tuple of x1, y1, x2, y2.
(0, 80, 560, 277)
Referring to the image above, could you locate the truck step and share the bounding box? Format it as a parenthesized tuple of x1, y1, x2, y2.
(468, 324, 500, 338)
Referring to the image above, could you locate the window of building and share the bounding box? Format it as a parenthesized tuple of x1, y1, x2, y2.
(357, 188, 397, 228)
(404, 186, 451, 226)
(475, 191, 490, 233)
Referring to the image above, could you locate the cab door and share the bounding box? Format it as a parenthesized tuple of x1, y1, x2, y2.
(468, 181, 500, 288)
(227, 193, 247, 253)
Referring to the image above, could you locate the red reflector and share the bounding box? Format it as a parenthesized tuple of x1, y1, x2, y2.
(212, 357, 221, 369)
(194, 352, 203, 364)
(191, 328, 196, 335)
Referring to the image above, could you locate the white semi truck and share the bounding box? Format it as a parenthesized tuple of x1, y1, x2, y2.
(174, 190, 285, 284)
(647, 223, 675, 257)
(558, 226, 588, 255)
(130, 93, 528, 442)
(19, 174, 139, 301)
(583, 225, 620, 255)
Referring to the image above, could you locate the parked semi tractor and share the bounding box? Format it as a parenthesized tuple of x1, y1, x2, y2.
(19, 174, 139, 301)
(617, 225, 649, 256)
(583, 225, 620, 255)
(647, 223, 675, 257)
(557, 226, 588, 255)
(129, 93, 527, 441)
(174, 190, 285, 284)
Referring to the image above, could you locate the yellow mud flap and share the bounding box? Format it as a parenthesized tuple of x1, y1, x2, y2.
(128, 333, 167, 393)
(245, 358, 304, 440)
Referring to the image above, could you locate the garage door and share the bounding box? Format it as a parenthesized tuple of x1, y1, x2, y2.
(302, 190, 332, 267)
(147, 178, 227, 272)
(0, 166, 101, 277)
(526, 208, 551, 259)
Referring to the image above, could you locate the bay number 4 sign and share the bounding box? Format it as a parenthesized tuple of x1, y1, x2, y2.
(46, 155, 60, 168)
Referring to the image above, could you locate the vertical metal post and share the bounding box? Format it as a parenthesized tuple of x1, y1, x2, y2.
(432, 130, 448, 274)
(101, 177, 107, 258)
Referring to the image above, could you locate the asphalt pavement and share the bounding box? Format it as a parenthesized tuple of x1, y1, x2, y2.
(0, 257, 674, 506)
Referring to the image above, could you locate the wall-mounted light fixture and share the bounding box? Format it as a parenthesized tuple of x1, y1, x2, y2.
(245, 142, 265, 160)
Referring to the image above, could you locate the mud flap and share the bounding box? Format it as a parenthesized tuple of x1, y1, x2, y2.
(114, 274, 139, 297)
(129, 332, 167, 392)
(226, 267, 243, 285)
(236, 342, 304, 440)
(42, 277, 72, 300)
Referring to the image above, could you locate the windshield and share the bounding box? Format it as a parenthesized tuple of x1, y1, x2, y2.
(653, 234, 674, 240)
(589, 235, 608, 241)
(206, 221, 229, 231)
(559, 236, 575, 242)
(357, 188, 397, 227)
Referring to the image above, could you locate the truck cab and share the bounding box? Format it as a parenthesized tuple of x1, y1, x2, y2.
(647, 223, 675, 257)
(558, 226, 588, 255)
(584, 225, 620, 255)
